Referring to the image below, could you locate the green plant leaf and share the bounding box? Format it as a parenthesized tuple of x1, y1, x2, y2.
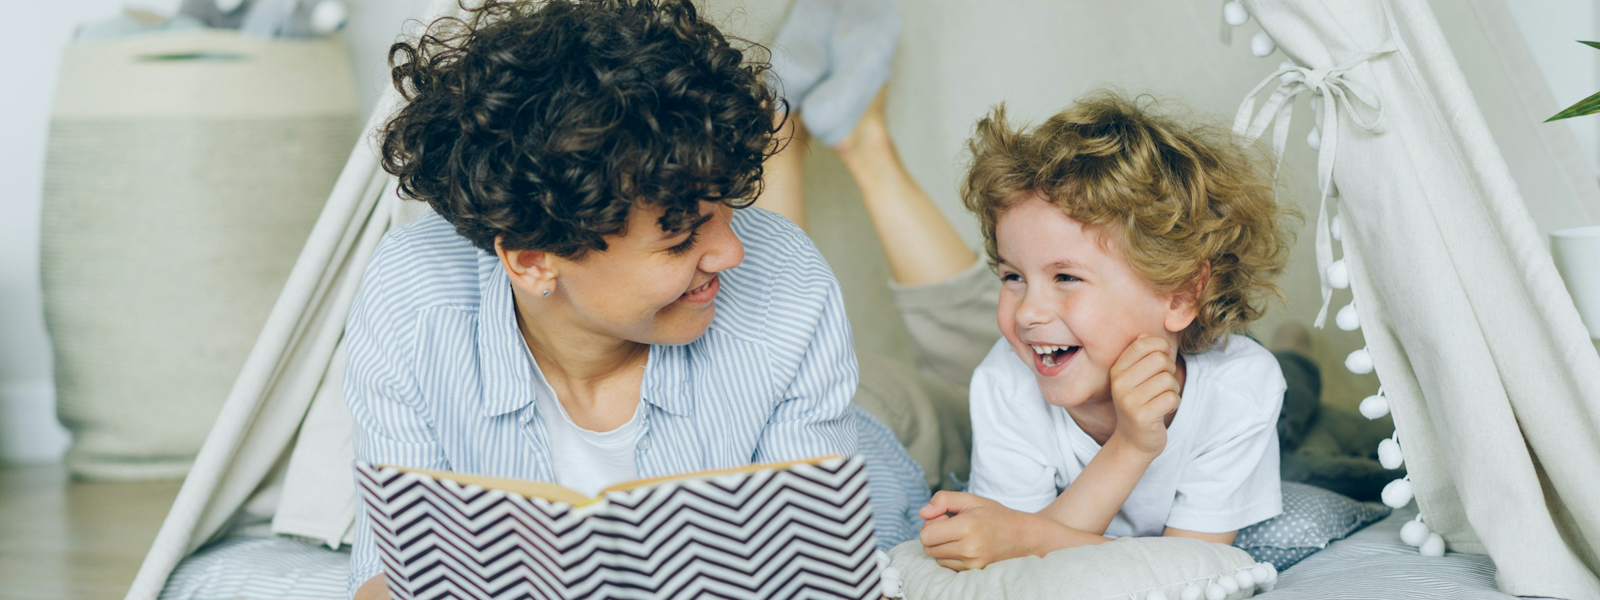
(1580, 40, 1600, 51)
(1548, 90, 1600, 122)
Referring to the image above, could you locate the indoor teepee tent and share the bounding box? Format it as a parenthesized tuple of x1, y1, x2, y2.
(127, 0, 1600, 598)
(1233, 0, 1600, 596)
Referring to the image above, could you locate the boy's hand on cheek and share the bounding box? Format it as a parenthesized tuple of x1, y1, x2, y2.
(1108, 334, 1181, 459)
(918, 491, 1056, 571)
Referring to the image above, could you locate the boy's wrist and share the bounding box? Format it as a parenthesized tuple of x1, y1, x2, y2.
(1013, 511, 1063, 556)
(1019, 513, 1107, 556)
(1104, 434, 1162, 464)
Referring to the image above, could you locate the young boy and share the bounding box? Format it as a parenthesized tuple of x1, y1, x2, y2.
(916, 92, 1296, 570)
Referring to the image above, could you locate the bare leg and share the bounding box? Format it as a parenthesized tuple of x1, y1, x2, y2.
(832, 89, 976, 286)
(760, 112, 811, 231)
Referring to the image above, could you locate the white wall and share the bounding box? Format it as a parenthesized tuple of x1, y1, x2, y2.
(0, 0, 427, 464)
(1507, 0, 1600, 171)
(0, 1, 161, 464)
(4, 0, 1599, 463)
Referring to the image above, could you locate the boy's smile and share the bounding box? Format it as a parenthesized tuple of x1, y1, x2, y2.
(994, 194, 1189, 409)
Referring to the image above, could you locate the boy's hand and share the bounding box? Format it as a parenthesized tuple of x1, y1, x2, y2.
(918, 491, 1054, 571)
(1108, 334, 1181, 459)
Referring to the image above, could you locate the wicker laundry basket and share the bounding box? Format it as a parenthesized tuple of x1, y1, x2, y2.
(41, 30, 360, 480)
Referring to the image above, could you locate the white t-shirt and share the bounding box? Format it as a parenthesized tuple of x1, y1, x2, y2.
(967, 335, 1285, 536)
(532, 383, 644, 497)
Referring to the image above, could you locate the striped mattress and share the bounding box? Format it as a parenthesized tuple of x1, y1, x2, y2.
(1255, 507, 1511, 599)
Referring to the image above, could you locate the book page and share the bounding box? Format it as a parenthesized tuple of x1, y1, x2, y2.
(597, 455, 841, 495)
(382, 465, 595, 506)
(381, 454, 841, 506)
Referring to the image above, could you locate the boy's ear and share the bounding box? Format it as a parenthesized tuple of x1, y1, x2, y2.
(496, 237, 559, 293)
(1164, 260, 1211, 334)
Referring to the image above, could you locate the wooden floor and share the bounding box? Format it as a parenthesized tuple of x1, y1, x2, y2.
(0, 463, 182, 600)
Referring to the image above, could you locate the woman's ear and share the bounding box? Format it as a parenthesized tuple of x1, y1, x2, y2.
(496, 237, 558, 293)
(1164, 260, 1211, 334)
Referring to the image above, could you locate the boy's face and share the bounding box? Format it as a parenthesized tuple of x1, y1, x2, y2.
(994, 194, 1188, 409)
(545, 201, 745, 346)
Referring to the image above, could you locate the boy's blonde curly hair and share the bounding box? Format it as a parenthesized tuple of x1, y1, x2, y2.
(962, 91, 1298, 354)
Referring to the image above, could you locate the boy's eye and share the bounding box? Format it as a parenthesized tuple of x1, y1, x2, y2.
(667, 230, 701, 255)
(1000, 272, 1021, 282)
(1056, 274, 1081, 283)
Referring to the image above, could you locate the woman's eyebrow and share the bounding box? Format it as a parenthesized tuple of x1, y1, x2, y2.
(662, 213, 714, 239)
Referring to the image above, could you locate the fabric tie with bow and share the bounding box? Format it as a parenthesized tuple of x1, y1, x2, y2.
(1233, 39, 1397, 327)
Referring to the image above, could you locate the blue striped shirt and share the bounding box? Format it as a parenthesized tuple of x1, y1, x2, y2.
(343, 207, 923, 593)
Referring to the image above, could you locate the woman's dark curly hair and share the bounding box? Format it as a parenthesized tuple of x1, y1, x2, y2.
(380, 0, 780, 258)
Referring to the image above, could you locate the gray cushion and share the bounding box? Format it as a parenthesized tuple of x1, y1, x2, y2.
(1235, 482, 1390, 571)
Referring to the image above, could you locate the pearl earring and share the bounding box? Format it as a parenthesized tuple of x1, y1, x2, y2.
(542, 289, 552, 297)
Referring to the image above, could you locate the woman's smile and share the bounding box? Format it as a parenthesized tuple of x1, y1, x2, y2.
(678, 274, 721, 304)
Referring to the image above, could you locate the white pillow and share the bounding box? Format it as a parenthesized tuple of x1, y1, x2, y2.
(886, 536, 1277, 600)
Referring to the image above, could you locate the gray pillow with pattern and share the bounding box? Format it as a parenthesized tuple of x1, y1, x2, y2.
(1235, 482, 1391, 571)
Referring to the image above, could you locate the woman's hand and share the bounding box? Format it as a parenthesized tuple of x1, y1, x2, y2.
(354, 574, 390, 600)
(1108, 335, 1182, 459)
(917, 491, 1104, 571)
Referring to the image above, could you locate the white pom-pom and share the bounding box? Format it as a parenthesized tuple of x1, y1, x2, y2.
(880, 565, 903, 598)
(1345, 347, 1374, 375)
(1359, 393, 1390, 419)
(1378, 438, 1404, 470)
(1147, 589, 1170, 600)
(1250, 564, 1272, 585)
(1251, 32, 1277, 57)
(309, 0, 348, 34)
(1181, 583, 1203, 600)
(1307, 127, 1322, 151)
(1420, 532, 1446, 557)
(1331, 213, 1343, 241)
(1382, 478, 1414, 508)
(1326, 259, 1350, 289)
(1223, 1, 1249, 26)
(1205, 582, 1227, 600)
(875, 550, 891, 569)
(1220, 574, 1240, 594)
(1336, 302, 1360, 331)
(1400, 519, 1430, 547)
(1236, 569, 1256, 590)
(1256, 562, 1278, 591)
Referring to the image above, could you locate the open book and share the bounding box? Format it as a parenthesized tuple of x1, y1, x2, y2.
(356, 455, 882, 599)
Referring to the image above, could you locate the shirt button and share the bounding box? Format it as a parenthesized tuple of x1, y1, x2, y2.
(638, 435, 652, 451)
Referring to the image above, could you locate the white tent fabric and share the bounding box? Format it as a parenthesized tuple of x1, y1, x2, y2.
(125, 0, 1600, 598)
(1236, 0, 1600, 597)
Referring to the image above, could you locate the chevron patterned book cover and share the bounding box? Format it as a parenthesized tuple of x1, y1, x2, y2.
(355, 455, 883, 599)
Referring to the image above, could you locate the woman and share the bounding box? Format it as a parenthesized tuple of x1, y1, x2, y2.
(344, 1, 926, 597)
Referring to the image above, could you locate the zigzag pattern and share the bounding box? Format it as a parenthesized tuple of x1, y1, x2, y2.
(356, 457, 882, 599)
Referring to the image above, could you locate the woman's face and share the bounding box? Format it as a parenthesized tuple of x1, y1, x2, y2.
(523, 201, 745, 347)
